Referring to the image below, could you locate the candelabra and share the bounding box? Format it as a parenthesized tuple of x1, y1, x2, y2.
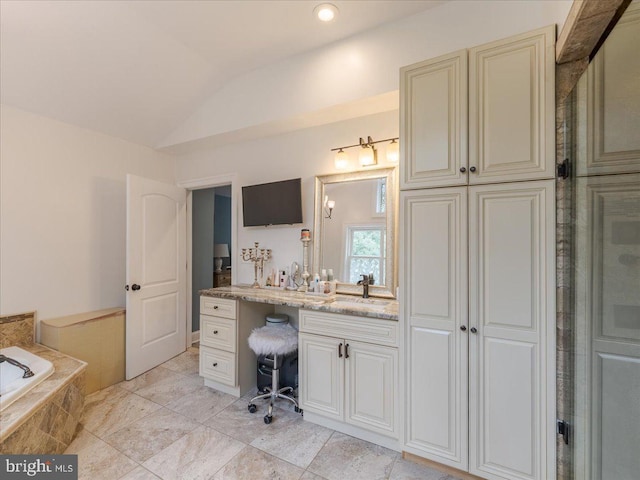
(241, 242, 272, 288)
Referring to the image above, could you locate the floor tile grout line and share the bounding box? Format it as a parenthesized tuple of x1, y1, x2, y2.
(302, 429, 336, 477)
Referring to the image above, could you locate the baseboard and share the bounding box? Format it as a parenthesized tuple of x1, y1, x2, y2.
(402, 452, 485, 480)
(191, 330, 200, 345)
(303, 411, 401, 452)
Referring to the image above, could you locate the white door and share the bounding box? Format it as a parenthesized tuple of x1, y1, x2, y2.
(400, 49, 468, 190)
(126, 174, 187, 379)
(468, 180, 555, 480)
(345, 340, 398, 438)
(402, 187, 468, 469)
(468, 25, 555, 184)
(299, 332, 343, 421)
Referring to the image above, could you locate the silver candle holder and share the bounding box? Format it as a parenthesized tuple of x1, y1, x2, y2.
(241, 242, 272, 288)
(298, 229, 311, 292)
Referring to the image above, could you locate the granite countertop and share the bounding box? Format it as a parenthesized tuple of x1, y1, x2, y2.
(0, 344, 87, 441)
(200, 285, 399, 321)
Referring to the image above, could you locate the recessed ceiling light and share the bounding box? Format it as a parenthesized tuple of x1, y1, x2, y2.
(314, 3, 338, 22)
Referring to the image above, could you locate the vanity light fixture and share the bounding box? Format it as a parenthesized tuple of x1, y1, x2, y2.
(386, 138, 399, 163)
(314, 3, 338, 22)
(334, 148, 349, 169)
(330, 135, 399, 168)
(359, 138, 377, 167)
(324, 195, 335, 219)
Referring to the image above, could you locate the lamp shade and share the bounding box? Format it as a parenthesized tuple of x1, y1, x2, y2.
(214, 244, 230, 258)
(334, 149, 349, 169)
(359, 145, 376, 166)
(386, 139, 399, 163)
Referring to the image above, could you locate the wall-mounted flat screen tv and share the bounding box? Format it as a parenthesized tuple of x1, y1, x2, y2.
(242, 178, 303, 227)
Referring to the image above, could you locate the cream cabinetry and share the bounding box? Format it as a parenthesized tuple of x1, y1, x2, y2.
(199, 296, 272, 397)
(400, 26, 555, 190)
(577, 3, 640, 176)
(400, 50, 468, 189)
(402, 181, 555, 480)
(401, 25, 557, 480)
(299, 309, 400, 450)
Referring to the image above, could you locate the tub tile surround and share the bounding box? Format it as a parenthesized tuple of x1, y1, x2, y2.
(0, 344, 87, 454)
(0, 311, 35, 348)
(67, 347, 462, 480)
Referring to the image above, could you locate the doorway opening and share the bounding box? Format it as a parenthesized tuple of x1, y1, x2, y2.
(191, 184, 232, 343)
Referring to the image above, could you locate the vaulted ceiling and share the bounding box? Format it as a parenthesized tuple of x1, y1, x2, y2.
(0, 1, 445, 148)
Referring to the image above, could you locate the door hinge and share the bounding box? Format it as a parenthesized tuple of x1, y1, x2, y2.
(557, 419, 570, 445)
(557, 159, 571, 179)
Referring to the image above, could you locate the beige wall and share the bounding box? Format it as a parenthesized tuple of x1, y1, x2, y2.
(176, 110, 399, 286)
(0, 105, 175, 321)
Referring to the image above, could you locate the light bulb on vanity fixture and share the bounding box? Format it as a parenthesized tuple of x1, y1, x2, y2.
(359, 137, 377, 167)
(330, 135, 399, 169)
(386, 138, 399, 163)
(334, 148, 349, 169)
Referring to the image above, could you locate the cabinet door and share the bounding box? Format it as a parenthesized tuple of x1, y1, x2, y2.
(577, 3, 640, 176)
(400, 50, 468, 189)
(345, 341, 398, 438)
(299, 332, 343, 421)
(469, 26, 555, 184)
(401, 188, 469, 469)
(469, 180, 555, 480)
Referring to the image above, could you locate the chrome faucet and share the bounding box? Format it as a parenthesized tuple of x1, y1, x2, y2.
(360, 274, 369, 298)
(0, 354, 35, 378)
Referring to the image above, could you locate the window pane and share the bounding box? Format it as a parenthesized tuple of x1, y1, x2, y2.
(349, 258, 381, 283)
(377, 179, 386, 214)
(352, 230, 381, 256)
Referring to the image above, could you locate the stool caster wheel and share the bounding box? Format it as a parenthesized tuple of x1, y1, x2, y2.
(295, 406, 301, 414)
(248, 404, 257, 414)
(264, 415, 272, 424)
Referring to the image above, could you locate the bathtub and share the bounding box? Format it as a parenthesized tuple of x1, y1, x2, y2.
(0, 346, 54, 412)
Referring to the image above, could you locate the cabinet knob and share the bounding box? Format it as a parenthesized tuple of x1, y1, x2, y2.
(212, 362, 218, 367)
(460, 325, 467, 331)
(460, 167, 466, 173)
(213, 330, 218, 334)
(213, 305, 219, 310)
(470, 327, 478, 333)
(469, 166, 477, 173)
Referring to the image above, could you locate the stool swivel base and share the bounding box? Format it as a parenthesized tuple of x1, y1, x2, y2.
(248, 352, 301, 424)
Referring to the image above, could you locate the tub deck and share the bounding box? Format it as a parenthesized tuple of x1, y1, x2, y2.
(0, 344, 86, 447)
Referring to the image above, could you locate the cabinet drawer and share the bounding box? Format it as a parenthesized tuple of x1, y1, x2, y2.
(200, 316, 236, 352)
(300, 310, 398, 347)
(200, 296, 236, 319)
(199, 345, 236, 386)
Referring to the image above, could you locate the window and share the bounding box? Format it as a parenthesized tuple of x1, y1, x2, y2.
(374, 178, 386, 216)
(345, 225, 386, 284)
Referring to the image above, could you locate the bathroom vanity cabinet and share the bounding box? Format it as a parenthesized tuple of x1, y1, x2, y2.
(299, 309, 400, 450)
(199, 296, 272, 397)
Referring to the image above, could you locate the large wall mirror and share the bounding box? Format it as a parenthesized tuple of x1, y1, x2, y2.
(313, 167, 398, 298)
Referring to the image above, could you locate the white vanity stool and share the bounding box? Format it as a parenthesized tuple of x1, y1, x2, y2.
(247, 322, 300, 424)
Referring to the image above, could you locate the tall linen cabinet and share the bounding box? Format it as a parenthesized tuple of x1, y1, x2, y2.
(400, 26, 556, 480)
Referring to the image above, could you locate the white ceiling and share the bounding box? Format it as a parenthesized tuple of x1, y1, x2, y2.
(0, 0, 445, 147)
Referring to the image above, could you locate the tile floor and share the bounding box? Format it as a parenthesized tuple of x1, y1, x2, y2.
(66, 347, 462, 480)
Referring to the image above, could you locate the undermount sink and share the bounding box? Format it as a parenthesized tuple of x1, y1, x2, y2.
(330, 297, 391, 310)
